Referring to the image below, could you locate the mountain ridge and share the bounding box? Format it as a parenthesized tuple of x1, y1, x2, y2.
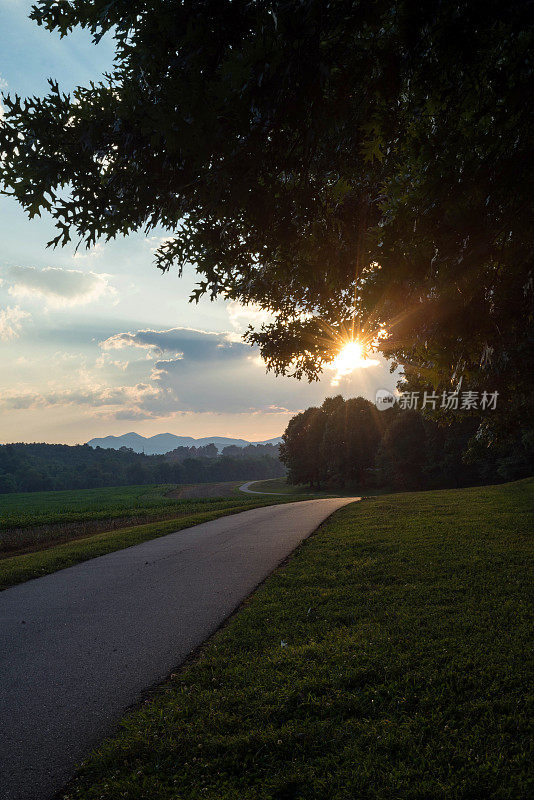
(87, 432, 282, 455)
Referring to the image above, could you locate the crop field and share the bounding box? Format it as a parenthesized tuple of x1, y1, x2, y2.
(0, 484, 248, 530)
(0, 483, 267, 556)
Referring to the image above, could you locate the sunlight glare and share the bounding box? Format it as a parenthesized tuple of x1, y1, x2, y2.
(329, 340, 380, 386)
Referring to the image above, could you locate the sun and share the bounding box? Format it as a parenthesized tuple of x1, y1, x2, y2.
(333, 340, 365, 371)
(329, 339, 380, 385)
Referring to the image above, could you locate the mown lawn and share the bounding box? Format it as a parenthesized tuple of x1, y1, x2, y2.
(251, 476, 384, 498)
(63, 477, 533, 800)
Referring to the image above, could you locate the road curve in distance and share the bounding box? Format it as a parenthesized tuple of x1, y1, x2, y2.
(239, 480, 285, 494)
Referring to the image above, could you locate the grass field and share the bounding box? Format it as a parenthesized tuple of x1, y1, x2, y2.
(63, 477, 533, 800)
(0, 483, 264, 555)
(0, 484, 251, 530)
(249, 477, 314, 494)
(251, 477, 370, 497)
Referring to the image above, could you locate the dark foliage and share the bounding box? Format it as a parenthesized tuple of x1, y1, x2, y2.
(0, 442, 284, 494)
(1, 1, 532, 399)
(280, 395, 532, 491)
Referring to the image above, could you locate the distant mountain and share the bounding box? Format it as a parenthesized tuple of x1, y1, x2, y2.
(87, 432, 282, 455)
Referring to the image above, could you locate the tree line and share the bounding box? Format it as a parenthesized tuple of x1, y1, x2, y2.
(167, 443, 279, 462)
(0, 443, 284, 494)
(279, 396, 533, 492)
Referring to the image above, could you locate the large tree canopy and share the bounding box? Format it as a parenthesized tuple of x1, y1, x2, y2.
(1, 0, 533, 404)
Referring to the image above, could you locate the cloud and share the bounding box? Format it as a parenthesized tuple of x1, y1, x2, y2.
(113, 408, 156, 421)
(4, 266, 116, 308)
(226, 301, 273, 331)
(100, 326, 248, 361)
(0, 306, 30, 341)
(144, 235, 175, 253)
(72, 242, 104, 262)
(0, 382, 166, 414)
(1, 324, 397, 423)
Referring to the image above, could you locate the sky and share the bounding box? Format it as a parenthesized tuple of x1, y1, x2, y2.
(0, 1, 397, 445)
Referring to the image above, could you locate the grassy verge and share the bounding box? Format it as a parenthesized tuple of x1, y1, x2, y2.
(0, 500, 281, 591)
(248, 477, 311, 494)
(64, 477, 533, 800)
(247, 477, 334, 496)
(250, 477, 381, 497)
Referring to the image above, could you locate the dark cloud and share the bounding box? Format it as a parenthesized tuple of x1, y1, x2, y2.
(100, 327, 249, 361)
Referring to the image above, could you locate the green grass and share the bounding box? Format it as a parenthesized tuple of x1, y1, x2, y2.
(249, 477, 314, 495)
(250, 476, 371, 498)
(63, 477, 533, 800)
(248, 477, 338, 497)
(0, 484, 256, 531)
(0, 499, 283, 591)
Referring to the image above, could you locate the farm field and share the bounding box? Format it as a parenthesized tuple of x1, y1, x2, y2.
(0, 483, 265, 556)
(63, 477, 533, 800)
(167, 481, 245, 499)
(0, 484, 246, 530)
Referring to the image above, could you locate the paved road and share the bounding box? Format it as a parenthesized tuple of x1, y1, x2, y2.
(0, 498, 358, 800)
(239, 480, 283, 494)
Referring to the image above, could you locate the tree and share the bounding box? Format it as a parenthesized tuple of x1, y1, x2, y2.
(280, 407, 326, 489)
(376, 412, 428, 490)
(1, 0, 532, 416)
(125, 462, 149, 485)
(343, 397, 388, 487)
(201, 444, 218, 460)
(319, 395, 347, 484)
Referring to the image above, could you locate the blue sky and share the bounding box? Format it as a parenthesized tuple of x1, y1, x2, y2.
(0, 1, 396, 445)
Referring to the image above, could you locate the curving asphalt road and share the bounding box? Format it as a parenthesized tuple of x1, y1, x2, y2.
(239, 480, 284, 494)
(0, 497, 358, 800)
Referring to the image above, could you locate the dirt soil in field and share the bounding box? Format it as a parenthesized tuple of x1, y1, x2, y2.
(166, 482, 244, 499)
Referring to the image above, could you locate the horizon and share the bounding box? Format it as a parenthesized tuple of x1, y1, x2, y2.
(0, 429, 284, 448)
(88, 431, 282, 440)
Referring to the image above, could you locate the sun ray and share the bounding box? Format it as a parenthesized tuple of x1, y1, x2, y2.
(329, 339, 380, 385)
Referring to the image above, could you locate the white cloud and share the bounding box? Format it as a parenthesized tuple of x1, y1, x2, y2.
(0, 382, 165, 414)
(4, 265, 116, 308)
(144, 235, 175, 253)
(72, 242, 104, 262)
(226, 300, 272, 331)
(0, 306, 30, 341)
(96, 351, 129, 371)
